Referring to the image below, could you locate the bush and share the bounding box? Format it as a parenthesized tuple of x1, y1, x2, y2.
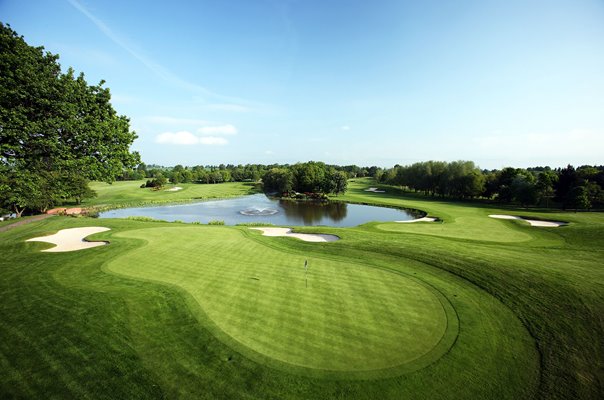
(126, 216, 165, 222)
(208, 220, 225, 225)
(144, 175, 167, 189)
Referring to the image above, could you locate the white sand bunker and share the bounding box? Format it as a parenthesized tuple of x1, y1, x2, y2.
(488, 215, 567, 227)
(166, 186, 183, 192)
(27, 227, 111, 252)
(250, 227, 339, 242)
(396, 217, 438, 223)
(365, 187, 386, 193)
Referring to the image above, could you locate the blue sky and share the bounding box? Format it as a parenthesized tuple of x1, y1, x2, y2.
(2, 0, 603, 169)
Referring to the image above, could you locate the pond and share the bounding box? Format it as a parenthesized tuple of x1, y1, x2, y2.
(99, 194, 422, 227)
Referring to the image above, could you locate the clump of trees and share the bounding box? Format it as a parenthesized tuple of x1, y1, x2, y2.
(380, 160, 485, 199)
(263, 162, 348, 196)
(0, 23, 139, 216)
(141, 175, 167, 189)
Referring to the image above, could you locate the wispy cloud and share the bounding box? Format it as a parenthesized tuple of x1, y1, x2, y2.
(67, 0, 259, 109)
(155, 131, 228, 145)
(197, 125, 238, 135)
(341, 125, 351, 131)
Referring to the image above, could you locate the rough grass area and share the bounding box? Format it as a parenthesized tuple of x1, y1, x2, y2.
(0, 179, 602, 399)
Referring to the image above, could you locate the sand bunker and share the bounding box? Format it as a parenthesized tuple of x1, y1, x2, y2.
(365, 187, 386, 193)
(27, 227, 111, 252)
(396, 217, 438, 223)
(488, 215, 567, 227)
(166, 186, 183, 192)
(250, 227, 339, 242)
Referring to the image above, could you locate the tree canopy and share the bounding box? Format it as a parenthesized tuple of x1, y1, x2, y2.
(0, 23, 140, 216)
(262, 162, 348, 196)
(378, 161, 603, 210)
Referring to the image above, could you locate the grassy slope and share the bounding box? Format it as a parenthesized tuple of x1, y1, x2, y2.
(334, 178, 604, 399)
(0, 180, 601, 399)
(84, 180, 259, 208)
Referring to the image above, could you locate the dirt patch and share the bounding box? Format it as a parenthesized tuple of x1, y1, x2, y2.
(0, 214, 54, 233)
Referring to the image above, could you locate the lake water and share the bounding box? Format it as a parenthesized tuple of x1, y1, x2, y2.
(99, 194, 422, 227)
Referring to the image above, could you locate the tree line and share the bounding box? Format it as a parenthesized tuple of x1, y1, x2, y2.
(262, 162, 348, 197)
(377, 161, 603, 210)
(120, 160, 603, 209)
(124, 162, 349, 197)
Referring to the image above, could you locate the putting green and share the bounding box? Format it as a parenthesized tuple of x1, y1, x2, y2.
(106, 226, 457, 377)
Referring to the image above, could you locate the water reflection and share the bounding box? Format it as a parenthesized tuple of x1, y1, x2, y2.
(279, 200, 348, 224)
(99, 193, 418, 227)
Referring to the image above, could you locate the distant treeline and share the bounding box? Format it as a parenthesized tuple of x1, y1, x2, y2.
(119, 162, 376, 185)
(377, 161, 603, 210)
(120, 161, 604, 209)
(125, 162, 350, 197)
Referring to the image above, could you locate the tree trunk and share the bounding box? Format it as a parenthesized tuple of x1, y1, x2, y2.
(13, 205, 24, 218)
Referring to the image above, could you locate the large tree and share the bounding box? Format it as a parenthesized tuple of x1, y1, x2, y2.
(0, 23, 140, 215)
(262, 168, 293, 194)
(291, 161, 327, 193)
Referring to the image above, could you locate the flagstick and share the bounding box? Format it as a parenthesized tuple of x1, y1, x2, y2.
(304, 259, 308, 288)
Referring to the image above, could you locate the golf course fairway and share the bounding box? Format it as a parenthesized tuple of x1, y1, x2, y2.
(1, 179, 602, 399)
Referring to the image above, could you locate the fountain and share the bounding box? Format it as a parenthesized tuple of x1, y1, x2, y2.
(239, 207, 279, 216)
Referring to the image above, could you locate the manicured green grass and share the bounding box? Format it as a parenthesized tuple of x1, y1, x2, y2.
(108, 226, 454, 376)
(84, 180, 259, 208)
(0, 179, 602, 399)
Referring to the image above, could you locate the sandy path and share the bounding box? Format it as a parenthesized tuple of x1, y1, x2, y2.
(488, 215, 567, 227)
(0, 214, 54, 233)
(27, 227, 111, 252)
(250, 227, 339, 242)
(365, 187, 386, 193)
(166, 187, 183, 191)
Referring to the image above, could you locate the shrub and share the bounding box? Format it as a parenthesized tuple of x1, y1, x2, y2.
(126, 216, 165, 222)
